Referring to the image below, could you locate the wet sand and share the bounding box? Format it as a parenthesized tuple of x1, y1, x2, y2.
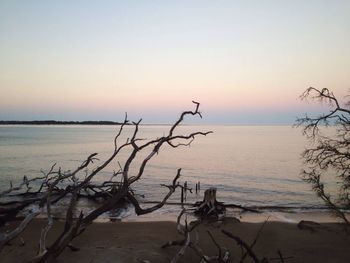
(1, 218, 350, 263)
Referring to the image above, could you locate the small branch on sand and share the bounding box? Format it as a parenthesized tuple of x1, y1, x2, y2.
(222, 229, 261, 263)
(163, 208, 230, 263)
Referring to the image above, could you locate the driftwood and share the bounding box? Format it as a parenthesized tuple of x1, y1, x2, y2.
(163, 212, 292, 263)
(162, 208, 230, 263)
(194, 188, 226, 218)
(0, 101, 212, 262)
(296, 220, 329, 233)
(222, 218, 293, 263)
(163, 211, 290, 263)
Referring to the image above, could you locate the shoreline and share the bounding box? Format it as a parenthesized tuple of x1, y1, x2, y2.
(13, 202, 349, 225)
(2, 218, 350, 262)
(85, 203, 350, 224)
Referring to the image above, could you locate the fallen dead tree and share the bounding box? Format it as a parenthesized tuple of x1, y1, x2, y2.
(0, 101, 212, 262)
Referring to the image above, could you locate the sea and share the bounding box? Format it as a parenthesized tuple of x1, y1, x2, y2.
(0, 125, 341, 222)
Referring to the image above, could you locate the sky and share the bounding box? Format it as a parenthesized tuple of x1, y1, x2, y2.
(0, 0, 349, 124)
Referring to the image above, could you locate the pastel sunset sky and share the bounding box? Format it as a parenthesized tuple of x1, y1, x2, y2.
(0, 1, 349, 124)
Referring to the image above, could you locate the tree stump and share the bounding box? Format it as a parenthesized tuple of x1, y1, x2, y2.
(194, 187, 225, 218)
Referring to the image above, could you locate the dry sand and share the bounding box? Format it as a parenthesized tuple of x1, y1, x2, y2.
(1, 218, 350, 263)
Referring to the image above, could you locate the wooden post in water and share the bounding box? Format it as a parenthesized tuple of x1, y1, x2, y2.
(180, 187, 184, 204)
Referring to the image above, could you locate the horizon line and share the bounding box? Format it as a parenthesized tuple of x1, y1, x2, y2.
(0, 120, 298, 126)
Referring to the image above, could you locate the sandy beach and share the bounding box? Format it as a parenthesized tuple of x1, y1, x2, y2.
(1, 218, 350, 263)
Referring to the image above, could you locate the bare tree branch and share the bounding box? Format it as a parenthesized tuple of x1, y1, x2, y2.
(297, 87, 350, 224)
(0, 101, 212, 262)
(222, 229, 260, 263)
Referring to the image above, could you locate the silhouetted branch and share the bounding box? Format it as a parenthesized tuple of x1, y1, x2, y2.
(222, 229, 260, 263)
(207, 230, 222, 262)
(240, 217, 269, 262)
(297, 87, 350, 224)
(127, 169, 182, 215)
(0, 101, 211, 262)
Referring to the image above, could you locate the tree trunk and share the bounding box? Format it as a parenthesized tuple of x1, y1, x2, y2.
(194, 187, 225, 218)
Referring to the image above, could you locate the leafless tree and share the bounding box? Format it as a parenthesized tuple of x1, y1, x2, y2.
(296, 87, 350, 224)
(0, 101, 212, 262)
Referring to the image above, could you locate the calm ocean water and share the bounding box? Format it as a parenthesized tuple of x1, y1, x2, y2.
(0, 124, 324, 211)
